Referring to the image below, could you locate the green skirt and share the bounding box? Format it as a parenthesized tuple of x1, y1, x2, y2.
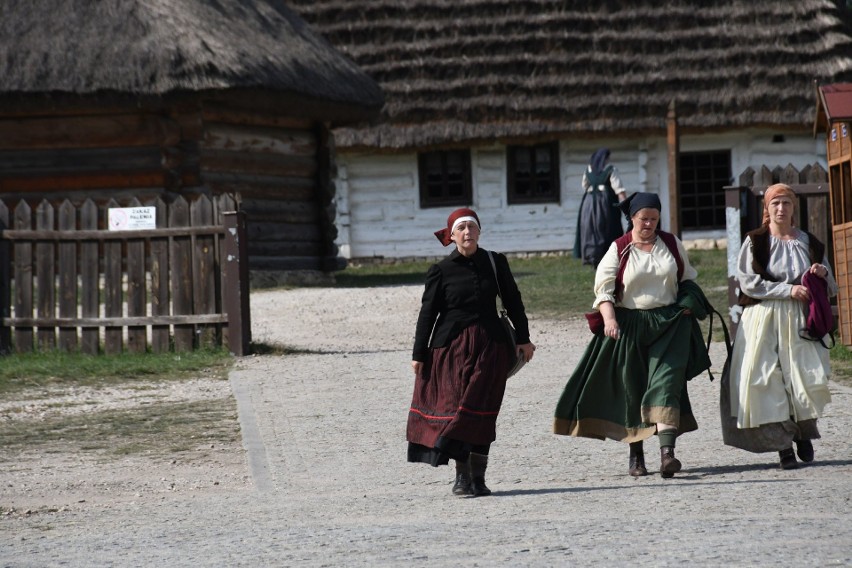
(554, 305, 711, 443)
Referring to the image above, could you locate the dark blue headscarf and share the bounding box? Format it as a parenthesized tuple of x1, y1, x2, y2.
(619, 192, 662, 220)
(589, 148, 610, 175)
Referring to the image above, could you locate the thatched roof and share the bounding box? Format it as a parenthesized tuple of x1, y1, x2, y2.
(0, 0, 384, 114)
(288, 0, 852, 150)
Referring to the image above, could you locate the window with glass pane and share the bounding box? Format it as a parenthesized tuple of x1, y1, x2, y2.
(507, 142, 559, 204)
(418, 150, 472, 208)
(679, 150, 731, 230)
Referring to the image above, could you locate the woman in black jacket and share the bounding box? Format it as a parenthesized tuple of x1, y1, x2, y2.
(407, 208, 535, 497)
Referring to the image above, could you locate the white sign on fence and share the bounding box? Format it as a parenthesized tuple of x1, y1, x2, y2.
(108, 207, 156, 231)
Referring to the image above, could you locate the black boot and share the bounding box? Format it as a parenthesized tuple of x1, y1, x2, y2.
(795, 439, 814, 463)
(660, 447, 682, 479)
(469, 453, 492, 497)
(779, 448, 799, 470)
(451, 459, 472, 496)
(628, 441, 647, 477)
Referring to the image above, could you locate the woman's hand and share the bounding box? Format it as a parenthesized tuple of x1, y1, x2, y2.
(791, 284, 810, 302)
(603, 319, 620, 339)
(411, 361, 422, 376)
(809, 263, 829, 280)
(518, 342, 536, 363)
(599, 301, 620, 339)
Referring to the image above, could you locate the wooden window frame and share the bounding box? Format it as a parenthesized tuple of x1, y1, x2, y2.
(507, 142, 560, 205)
(679, 149, 732, 230)
(417, 150, 472, 209)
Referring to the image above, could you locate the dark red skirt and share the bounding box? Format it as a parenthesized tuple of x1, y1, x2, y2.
(406, 322, 512, 466)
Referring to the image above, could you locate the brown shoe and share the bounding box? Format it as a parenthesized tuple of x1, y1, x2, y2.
(660, 447, 682, 479)
(629, 454, 648, 477)
(779, 448, 799, 470)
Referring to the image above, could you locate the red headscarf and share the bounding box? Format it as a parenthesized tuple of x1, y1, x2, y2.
(434, 208, 480, 246)
(762, 183, 798, 226)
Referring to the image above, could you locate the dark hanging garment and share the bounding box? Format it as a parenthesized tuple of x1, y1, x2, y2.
(574, 165, 623, 267)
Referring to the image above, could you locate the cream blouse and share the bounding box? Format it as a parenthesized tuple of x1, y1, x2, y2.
(593, 236, 697, 310)
(737, 231, 838, 299)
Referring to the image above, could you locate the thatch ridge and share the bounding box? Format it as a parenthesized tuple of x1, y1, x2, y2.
(288, 0, 852, 149)
(0, 0, 384, 109)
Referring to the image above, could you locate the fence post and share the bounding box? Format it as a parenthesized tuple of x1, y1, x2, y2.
(223, 211, 251, 356)
(725, 185, 745, 337)
(0, 201, 10, 354)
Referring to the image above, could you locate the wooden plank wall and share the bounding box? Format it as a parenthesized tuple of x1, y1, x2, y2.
(200, 103, 331, 271)
(0, 194, 250, 355)
(0, 111, 198, 199)
(833, 223, 852, 345)
(826, 120, 852, 345)
(0, 103, 335, 274)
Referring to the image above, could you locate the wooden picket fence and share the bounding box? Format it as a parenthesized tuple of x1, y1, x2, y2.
(0, 194, 250, 355)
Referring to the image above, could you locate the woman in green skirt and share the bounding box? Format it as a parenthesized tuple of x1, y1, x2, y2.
(554, 192, 712, 478)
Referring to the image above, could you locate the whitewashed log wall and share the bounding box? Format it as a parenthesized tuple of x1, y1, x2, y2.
(334, 128, 826, 260)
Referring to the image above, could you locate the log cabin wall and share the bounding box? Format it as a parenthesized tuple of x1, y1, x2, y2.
(199, 102, 337, 278)
(0, 99, 340, 279)
(0, 107, 200, 207)
(0, 0, 384, 283)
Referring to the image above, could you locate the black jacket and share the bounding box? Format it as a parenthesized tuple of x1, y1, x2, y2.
(412, 247, 530, 362)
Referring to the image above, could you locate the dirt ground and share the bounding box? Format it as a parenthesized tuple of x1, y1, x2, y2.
(2, 285, 851, 567)
(0, 377, 250, 515)
(0, 284, 424, 515)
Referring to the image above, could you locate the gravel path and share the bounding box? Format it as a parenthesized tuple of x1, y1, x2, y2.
(2, 285, 852, 567)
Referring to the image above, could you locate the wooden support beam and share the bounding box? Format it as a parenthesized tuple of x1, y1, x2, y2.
(667, 100, 681, 237)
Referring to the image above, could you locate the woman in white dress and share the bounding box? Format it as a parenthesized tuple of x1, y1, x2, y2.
(727, 183, 836, 469)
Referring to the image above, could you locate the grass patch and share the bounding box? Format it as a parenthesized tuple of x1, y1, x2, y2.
(0, 349, 238, 460)
(248, 341, 323, 356)
(830, 341, 852, 387)
(333, 249, 731, 320)
(512, 249, 729, 321)
(334, 259, 436, 288)
(0, 348, 233, 397)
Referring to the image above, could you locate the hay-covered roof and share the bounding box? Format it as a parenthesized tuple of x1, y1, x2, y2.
(288, 0, 852, 149)
(0, 0, 384, 113)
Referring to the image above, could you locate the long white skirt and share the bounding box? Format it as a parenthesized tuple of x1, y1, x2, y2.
(729, 299, 831, 428)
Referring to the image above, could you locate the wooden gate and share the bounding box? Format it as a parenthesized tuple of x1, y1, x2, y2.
(0, 194, 250, 355)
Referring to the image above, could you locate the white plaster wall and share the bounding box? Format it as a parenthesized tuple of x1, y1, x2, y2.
(334, 129, 827, 260)
(475, 143, 575, 255)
